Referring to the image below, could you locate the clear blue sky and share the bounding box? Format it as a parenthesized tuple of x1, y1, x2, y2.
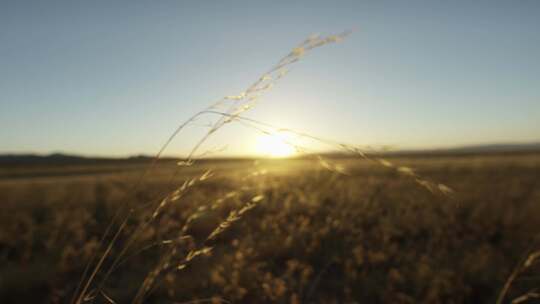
(1, 0, 539, 157)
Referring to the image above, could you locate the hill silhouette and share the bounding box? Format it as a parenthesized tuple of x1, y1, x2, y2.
(1, 142, 539, 166)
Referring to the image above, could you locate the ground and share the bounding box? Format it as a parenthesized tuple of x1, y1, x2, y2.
(1, 153, 539, 303)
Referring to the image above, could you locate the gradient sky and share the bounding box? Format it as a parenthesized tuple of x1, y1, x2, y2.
(1, 0, 539, 157)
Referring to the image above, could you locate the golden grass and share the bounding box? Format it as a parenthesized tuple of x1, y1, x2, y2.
(74, 31, 362, 304)
(1, 155, 539, 302)
(68, 30, 461, 303)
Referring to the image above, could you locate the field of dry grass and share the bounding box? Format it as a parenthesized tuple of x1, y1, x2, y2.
(1, 153, 539, 303)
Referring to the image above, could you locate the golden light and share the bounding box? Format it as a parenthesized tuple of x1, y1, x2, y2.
(255, 133, 295, 158)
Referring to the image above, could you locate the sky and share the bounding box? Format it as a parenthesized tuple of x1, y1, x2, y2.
(1, 0, 539, 157)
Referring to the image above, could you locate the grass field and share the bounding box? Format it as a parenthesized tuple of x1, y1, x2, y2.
(1, 153, 539, 303)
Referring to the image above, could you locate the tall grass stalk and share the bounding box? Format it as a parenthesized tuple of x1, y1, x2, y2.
(73, 30, 457, 304)
(73, 31, 352, 304)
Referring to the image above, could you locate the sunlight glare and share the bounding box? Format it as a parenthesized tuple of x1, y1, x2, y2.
(255, 133, 295, 158)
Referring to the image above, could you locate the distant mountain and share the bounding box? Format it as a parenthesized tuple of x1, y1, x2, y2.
(1, 142, 539, 166)
(310, 142, 540, 159)
(0, 153, 167, 166)
(385, 142, 540, 157)
(456, 142, 540, 153)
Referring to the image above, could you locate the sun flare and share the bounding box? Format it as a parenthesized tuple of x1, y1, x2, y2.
(255, 133, 295, 158)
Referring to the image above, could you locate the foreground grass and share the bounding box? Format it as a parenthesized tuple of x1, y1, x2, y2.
(0, 154, 539, 303)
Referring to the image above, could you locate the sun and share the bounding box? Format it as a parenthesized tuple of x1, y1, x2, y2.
(255, 133, 295, 158)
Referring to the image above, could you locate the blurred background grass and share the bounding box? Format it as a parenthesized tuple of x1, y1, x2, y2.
(1, 153, 539, 303)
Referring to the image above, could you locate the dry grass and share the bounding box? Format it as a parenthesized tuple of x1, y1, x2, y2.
(1, 155, 539, 303)
(73, 32, 364, 304)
